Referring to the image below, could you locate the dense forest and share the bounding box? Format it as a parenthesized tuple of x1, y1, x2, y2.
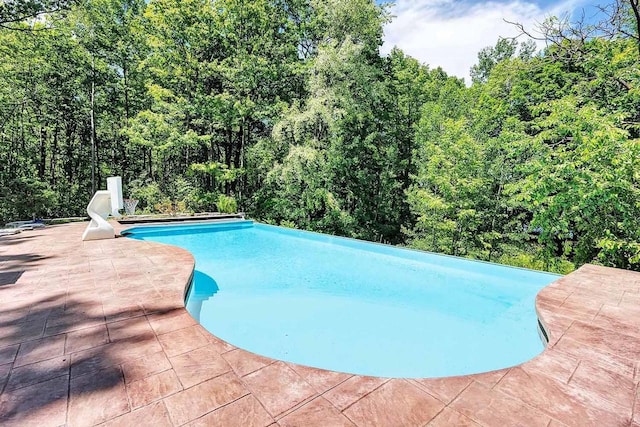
(1, 0, 639, 273)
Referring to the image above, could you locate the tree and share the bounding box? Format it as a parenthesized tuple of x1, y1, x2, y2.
(515, 97, 640, 268)
(508, 0, 640, 55)
(251, 0, 394, 239)
(0, 0, 77, 28)
(470, 38, 536, 84)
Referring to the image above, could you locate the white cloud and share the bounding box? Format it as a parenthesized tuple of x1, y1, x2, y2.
(381, 0, 583, 83)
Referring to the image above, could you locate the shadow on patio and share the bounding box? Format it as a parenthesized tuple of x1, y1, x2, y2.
(0, 292, 168, 425)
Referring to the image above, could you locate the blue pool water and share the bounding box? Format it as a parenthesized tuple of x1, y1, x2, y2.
(125, 221, 559, 378)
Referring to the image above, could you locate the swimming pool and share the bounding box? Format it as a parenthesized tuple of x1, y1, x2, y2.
(124, 221, 559, 378)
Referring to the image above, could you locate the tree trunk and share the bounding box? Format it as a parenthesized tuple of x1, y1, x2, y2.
(123, 62, 130, 121)
(148, 147, 153, 178)
(630, 0, 640, 55)
(38, 126, 46, 179)
(232, 120, 246, 194)
(225, 128, 233, 195)
(51, 124, 58, 186)
(90, 55, 96, 195)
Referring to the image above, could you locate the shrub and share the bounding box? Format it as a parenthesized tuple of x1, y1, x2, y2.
(128, 180, 163, 213)
(216, 195, 237, 213)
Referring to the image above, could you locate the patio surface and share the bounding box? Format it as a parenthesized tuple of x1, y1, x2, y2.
(0, 222, 638, 426)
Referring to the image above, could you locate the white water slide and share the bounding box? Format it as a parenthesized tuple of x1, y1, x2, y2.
(82, 176, 123, 241)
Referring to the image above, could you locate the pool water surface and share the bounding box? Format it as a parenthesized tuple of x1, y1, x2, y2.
(125, 221, 559, 378)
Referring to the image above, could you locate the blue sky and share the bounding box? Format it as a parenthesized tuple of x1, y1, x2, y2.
(380, 0, 608, 82)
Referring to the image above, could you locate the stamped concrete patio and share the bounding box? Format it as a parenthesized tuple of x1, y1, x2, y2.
(0, 222, 638, 426)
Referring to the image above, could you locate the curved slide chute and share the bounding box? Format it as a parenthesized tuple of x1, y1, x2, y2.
(82, 190, 116, 241)
(82, 176, 123, 241)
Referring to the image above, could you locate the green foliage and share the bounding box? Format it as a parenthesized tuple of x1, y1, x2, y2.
(153, 199, 187, 215)
(0, 0, 77, 27)
(259, 144, 354, 234)
(516, 97, 640, 267)
(216, 195, 238, 214)
(408, 116, 488, 257)
(188, 191, 218, 213)
(496, 252, 575, 275)
(596, 237, 640, 270)
(470, 38, 518, 84)
(0, 177, 58, 223)
(407, 30, 640, 271)
(128, 181, 164, 213)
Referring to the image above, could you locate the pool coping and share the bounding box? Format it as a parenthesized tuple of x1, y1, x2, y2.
(117, 213, 246, 225)
(0, 222, 638, 426)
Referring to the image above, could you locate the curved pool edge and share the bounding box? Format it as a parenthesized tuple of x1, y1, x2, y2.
(112, 222, 638, 425)
(125, 220, 560, 378)
(534, 270, 587, 348)
(119, 220, 543, 381)
(121, 220, 577, 374)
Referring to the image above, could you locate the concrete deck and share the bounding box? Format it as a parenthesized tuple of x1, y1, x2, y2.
(0, 222, 638, 426)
